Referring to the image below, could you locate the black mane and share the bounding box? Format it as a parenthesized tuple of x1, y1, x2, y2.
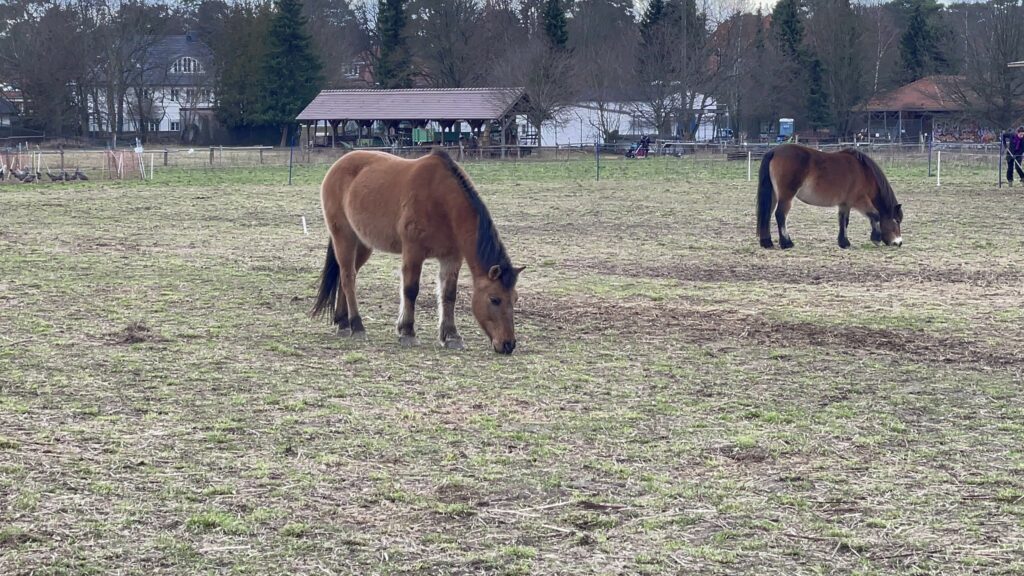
(843, 148, 899, 217)
(432, 149, 517, 289)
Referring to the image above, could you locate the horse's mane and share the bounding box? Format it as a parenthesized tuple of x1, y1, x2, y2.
(841, 148, 899, 216)
(431, 148, 517, 288)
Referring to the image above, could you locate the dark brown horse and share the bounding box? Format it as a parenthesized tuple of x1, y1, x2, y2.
(311, 149, 524, 354)
(757, 144, 903, 249)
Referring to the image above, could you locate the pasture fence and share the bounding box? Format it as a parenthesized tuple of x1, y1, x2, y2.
(0, 141, 1009, 188)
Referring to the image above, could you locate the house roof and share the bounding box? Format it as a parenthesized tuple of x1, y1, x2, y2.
(864, 75, 964, 112)
(296, 87, 528, 122)
(144, 34, 213, 86)
(0, 98, 15, 115)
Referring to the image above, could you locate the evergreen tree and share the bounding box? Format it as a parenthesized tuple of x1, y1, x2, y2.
(543, 0, 568, 50)
(772, 0, 805, 61)
(640, 0, 666, 47)
(375, 0, 412, 88)
(898, 0, 947, 82)
(215, 2, 272, 134)
(805, 57, 831, 129)
(257, 0, 323, 145)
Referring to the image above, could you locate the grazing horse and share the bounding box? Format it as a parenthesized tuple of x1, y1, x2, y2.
(311, 149, 524, 354)
(757, 144, 903, 249)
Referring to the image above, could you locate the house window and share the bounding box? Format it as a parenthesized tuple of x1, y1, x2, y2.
(149, 121, 161, 132)
(170, 88, 179, 101)
(170, 121, 181, 132)
(171, 57, 204, 74)
(344, 61, 363, 79)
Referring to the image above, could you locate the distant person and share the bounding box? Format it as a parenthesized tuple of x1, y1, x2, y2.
(1003, 126, 1024, 185)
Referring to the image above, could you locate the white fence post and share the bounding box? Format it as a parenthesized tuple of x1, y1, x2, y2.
(747, 151, 752, 181)
(937, 151, 941, 187)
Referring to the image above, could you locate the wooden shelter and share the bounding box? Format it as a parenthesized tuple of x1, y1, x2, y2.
(860, 76, 966, 142)
(295, 87, 530, 151)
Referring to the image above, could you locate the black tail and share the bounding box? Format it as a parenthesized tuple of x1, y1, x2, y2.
(311, 239, 340, 319)
(756, 149, 776, 248)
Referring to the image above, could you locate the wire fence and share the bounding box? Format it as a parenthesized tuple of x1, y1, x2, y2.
(0, 141, 1011, 187)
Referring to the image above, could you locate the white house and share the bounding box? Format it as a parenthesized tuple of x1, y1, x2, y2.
(87, 34, 216, 142)
(537, 97, 728, 146)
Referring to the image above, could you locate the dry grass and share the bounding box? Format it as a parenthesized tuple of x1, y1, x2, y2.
(1, 157, 1023, 575)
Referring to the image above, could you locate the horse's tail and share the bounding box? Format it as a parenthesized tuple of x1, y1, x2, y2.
(311, 238, 340, 319)
(756, 149, 776, 248)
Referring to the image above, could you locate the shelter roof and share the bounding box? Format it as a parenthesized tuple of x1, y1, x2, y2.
(296, 87, 527, 122)
(863, 76, 965, 112)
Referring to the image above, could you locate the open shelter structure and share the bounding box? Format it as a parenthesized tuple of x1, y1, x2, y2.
(296, 87, 531, 153)
(860, 76, 977, 142)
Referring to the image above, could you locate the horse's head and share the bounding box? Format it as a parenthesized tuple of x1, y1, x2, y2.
(878, 203, 904, 247)
(472, 264, 524, 354)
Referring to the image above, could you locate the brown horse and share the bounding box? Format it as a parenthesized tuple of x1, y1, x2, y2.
(757, 144, 903, 249)
(311, 149, 524, 354)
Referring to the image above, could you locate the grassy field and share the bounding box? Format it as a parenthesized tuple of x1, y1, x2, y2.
(1, 156, 1022, 575)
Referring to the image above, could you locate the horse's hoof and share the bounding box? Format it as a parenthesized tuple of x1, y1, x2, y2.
(780, 239, 794, 250)
(443, 338, 465, 350)
(399, 335, 419, 347)
(350, 330, 367, 340)
(838, 238, 851, 249)
(759, 238, 774, 249)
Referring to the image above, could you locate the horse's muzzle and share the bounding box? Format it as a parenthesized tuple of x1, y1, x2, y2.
(496, 340, 516, 355)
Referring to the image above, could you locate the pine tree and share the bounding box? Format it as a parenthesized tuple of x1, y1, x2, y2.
(772, 0, 805, 61)
(257, 0, 324, 145)
(640, 0, 666, 47)
(805, 57, 832, 129)
(543, 0, 568, 50)
(375, 0, 412, 88)
(215, 3, 273, 133)
(896, 0, 948, 83)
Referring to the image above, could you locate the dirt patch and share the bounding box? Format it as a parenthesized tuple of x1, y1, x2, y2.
(107, 321, 165, 345)
(526, 296, 1024, 369)
(570, 258, 1024, 287)
(711, 444, 771, 463)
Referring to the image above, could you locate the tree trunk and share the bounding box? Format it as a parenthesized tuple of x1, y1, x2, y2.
(280, 124, 289, 147)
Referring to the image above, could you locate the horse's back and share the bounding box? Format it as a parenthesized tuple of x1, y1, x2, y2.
(320, 151, 454, 254)
(769, 144, 872, 207)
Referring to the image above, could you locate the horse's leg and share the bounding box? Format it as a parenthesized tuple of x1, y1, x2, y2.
(775, 196, 795, 249)
(837, 206, 852, 249)
(334, 243, 373, 332)
(396, 251, 424, 346)
(332, 237, 366, 337)
(437, 257, 464, 349)
(868, 213, 882, 245)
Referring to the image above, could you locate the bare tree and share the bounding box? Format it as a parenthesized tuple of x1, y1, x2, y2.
(568, 0, 636, 141)
(858, 0, 901, 95)
(806, 0, 868, 136)
(949, 1, 1024, 130)
(407, 0, 485, 87)
(303, 0, 368, 87)
(0, 0, 94, 136)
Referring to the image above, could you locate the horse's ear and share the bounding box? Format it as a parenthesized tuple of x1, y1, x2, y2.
(514, 266, 526, 276)
(895, 204, 903, 221)
(488, 265, 502, 281)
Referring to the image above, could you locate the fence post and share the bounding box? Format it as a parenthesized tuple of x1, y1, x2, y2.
(747, 151, 752, 181)
(259, 147, 264, 165)
(936, 151, 941, 187)
(595, 142, 600, 182)
(209, 147, 215, 166)
(163, 149, 168, 166)
(998, 142, 1003, 188)
(60, 148, 64, 174)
